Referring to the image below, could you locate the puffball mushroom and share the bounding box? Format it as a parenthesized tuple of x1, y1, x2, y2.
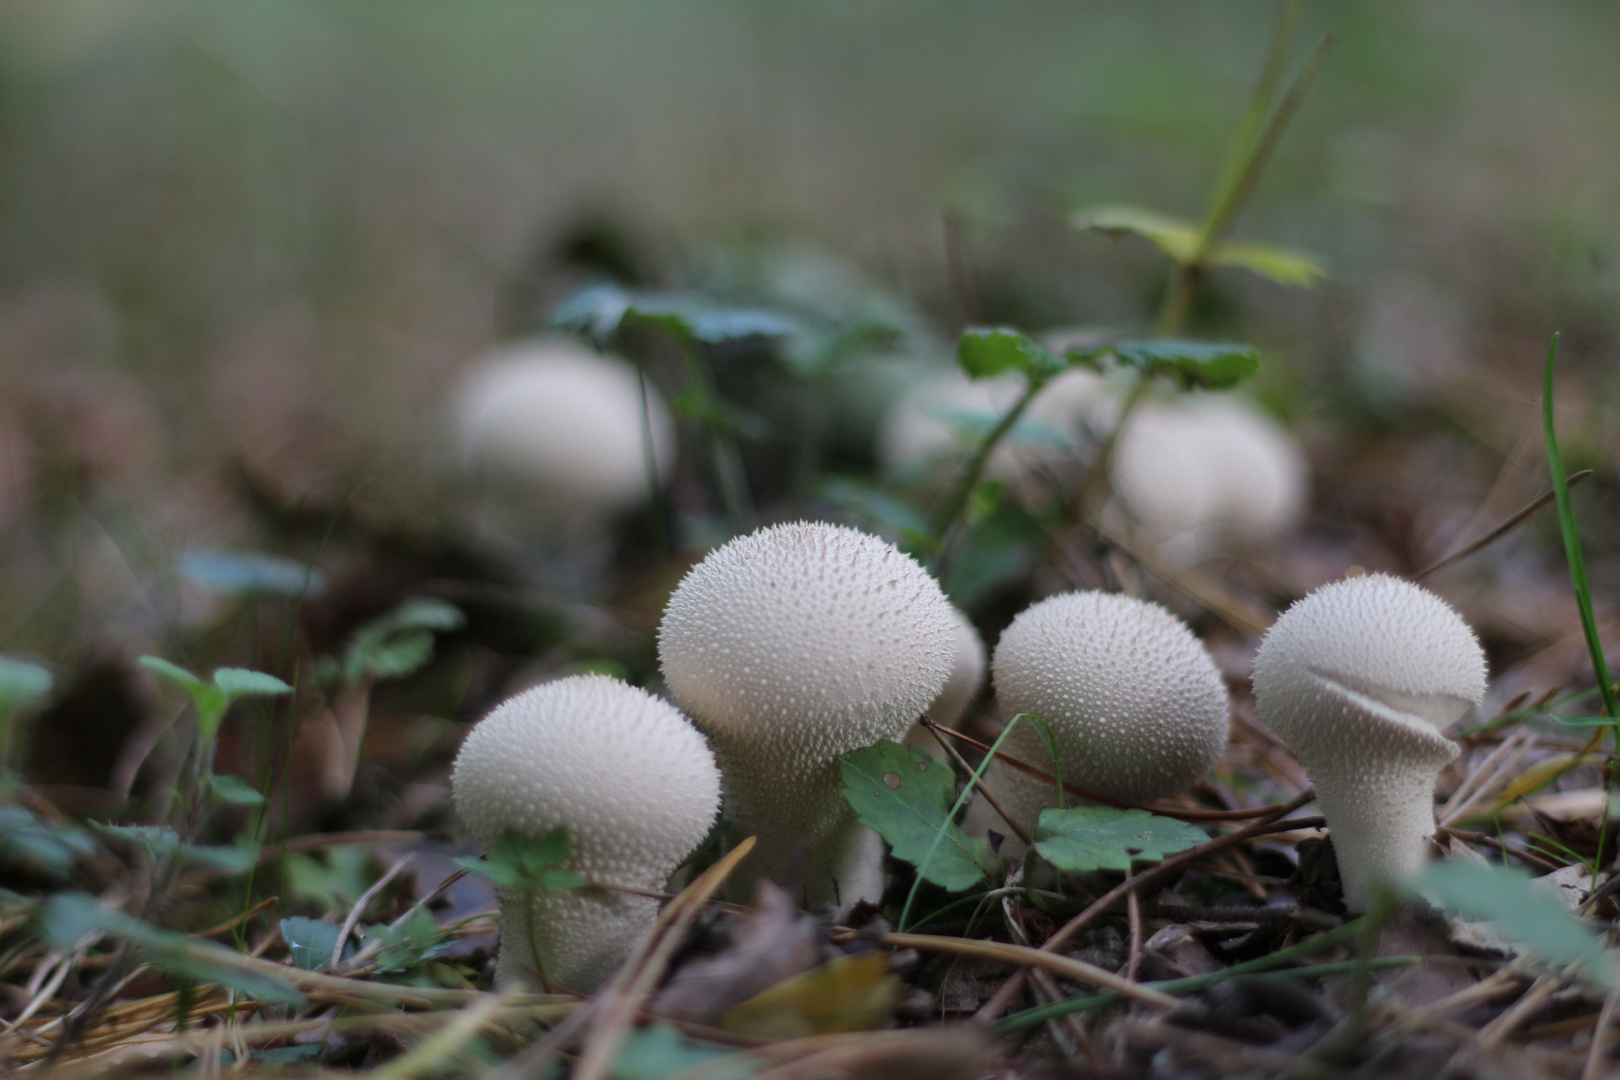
(1109, 394, 1307, 559)
(452, 338, 675, 546)
(902, 606, 988, 755)
(1252, 573, 1486, 912)
(450, 674, 720, 991)
(658, 521, 955, 910)
(964, 591, 1229, 853)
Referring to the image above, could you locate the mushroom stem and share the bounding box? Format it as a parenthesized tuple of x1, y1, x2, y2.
(495, 884, 659, 992)
(1307, 741, 1455, 913)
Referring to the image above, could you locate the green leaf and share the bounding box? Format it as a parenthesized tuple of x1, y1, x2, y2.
(627, 294, 800, 346)
(1034, 806, 1208, 874)
(212, 668, 293, 702)
(94, 823, 258, 874)
(549, 282, 634, 343)
(137, 655, 213, 702)
(205, 773, 266, 807)
(330, 598, 466, 686)
(455, 828, 586, 893)
(364, 907, 452, 975)
(816, 476, 933, 556)
(1211, 240, 1325, 287)
(1111, 340, 1260, 389)
(1072, 204, 1323, 287)
(1073, 205, 1202, 262)
(179, 550, 326, 598)
(0, 807, 93, 879)
(610, 1021, 759, 1080)
(280, 916, 354, 971)
(839, 740, 992, 892)
(1411, 861, 1616, 987)
(956, 327, 1063, 381)
(0, 655, 52, 715)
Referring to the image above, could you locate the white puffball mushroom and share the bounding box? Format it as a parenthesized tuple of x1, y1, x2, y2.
(902, 606, 988, 755)
(965, 591, 1229, 852)
(1252, 573, 1486, 912)
(450, 674, 720, 991)
(658, 521, 955, 910)
(1109, 394, 1307, 559)
(453, 338, 675, 545)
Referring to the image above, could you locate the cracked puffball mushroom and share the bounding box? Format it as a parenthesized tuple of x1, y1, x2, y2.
(964, 591, 1229, 853)
(450, 674, 720, 991)
(658, 521, 955, 911)
(452, 338, 675, 548)
(1252, 573, 1486, 912)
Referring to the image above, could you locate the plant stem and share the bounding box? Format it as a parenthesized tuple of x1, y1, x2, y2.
(1155, 27, 1338, 338)
(928, 374, 1049, 555)
(678, 340, 755, 536)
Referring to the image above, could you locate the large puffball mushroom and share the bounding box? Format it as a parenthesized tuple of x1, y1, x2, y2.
(451, 674, 720, 991)
(902, 606, 988, 756)
(1252, 573, 1486, 912)
(658, 521, 955, 910)
(964, 591, 1229, 853)
(452, 338, 675, 547)
(1109, 394, 1307, 560)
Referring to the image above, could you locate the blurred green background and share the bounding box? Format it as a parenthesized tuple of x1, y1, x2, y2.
(1, 0, 1617, 657)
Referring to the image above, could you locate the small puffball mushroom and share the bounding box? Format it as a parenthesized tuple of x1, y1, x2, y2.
(658, 521, 955, 910)
(965, 591, 1229, 853)
(451, 674, 720, 991)
(1110, 395, 1307, 559)
(902, 606, 988, 755)
(1252, 573, 1486, 912)
(452, 338, 675, 545)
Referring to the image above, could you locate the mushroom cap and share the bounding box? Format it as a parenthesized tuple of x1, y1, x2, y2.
(931, 606, 987, 728)
(1110, 394, 1307, 549)
(453, 339, 675, 521)
(1252, 573, 1487, 764)
(992, 590, 1230, 804)
(451, 674, 721, 883)
(659, 521, 955, 759)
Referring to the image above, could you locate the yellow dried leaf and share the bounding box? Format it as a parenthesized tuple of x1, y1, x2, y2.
(719, 952, 900, 1039)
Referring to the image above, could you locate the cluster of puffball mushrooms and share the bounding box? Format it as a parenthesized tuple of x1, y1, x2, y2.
(451, 518, 1488, 992)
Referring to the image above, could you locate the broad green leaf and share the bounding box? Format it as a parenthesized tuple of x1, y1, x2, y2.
(956, 327, 1062, 381)
(212, 668, 293, 702)
(279, 917, 353, 971)
(627, 294, 800, 345)
(1034, 806, 1207, 874)
(549, 282, 633, 343)
(720, 953, 900, 1039)
(1111, 340, 1260, 389)
(0, 806, 94, 879)
(137, 655, 213, 701)
(179, 550, 326, 598)
(1411, 862, 1616, 987)
(1212, 240, 1325, 287)
(1072, 205, 1202, 262)
(610, 1022, 759, 1080)
(839, 740, 992, 892)
(205, 773, 266, 807)
(1072, 204, 1323, 288)
(0, 655, 52, 714)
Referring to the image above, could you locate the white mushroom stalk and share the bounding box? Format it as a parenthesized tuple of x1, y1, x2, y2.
(450, 674, 720, 991)
(1252, 573, 1487, 912)
(658, 521, 954, 910)
(452, 338, 675, 547)
(902, 606, 987, 756)
(965, 591, 1229, 853)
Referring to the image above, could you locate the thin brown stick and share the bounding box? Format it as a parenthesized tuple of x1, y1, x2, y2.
(879, 932, 1179, 1010)
(1583, 992, 1619, 1080)
(331, 853, 414, 971)
(1414, 469, 1593, 580)
(1125, 888, 1143, 983)
(975, 796, 1322, 1022)
(928, 722, 1292, 822)
(921, 716, 1034, 847)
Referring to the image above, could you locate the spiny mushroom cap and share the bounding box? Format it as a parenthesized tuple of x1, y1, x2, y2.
(931, 606, 987, 728)
(453, 339, 675, 518)
(1252, 573, 1487, 766)
(451, 674, 721, 884)
(659, 521, 955, 760)
(992, 591, 1230, 804)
